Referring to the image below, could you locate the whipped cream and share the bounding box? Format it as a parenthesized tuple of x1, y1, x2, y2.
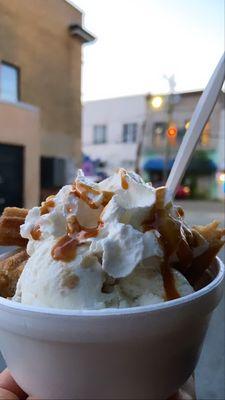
(14, 169, 193, 309)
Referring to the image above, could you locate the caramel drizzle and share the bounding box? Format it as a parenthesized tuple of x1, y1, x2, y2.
(51, 216, 103, 262)
(161, 262, 180, 301)
(71, 181, 113, 209)
(51, 235, 80, 262)
(142, 187, 184, 300)
(30, 225, 41, 240)
(51, 179, 112, 262)
(40, 198, 55, 216)
(119, 168, 129, 190)
(176, 206, 184, 218)
(30, 196, 55, 240)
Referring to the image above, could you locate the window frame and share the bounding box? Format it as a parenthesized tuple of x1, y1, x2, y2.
(0, 60, 20, 102)
(93, 124, 107, 144)
(122, 123, 138, 143)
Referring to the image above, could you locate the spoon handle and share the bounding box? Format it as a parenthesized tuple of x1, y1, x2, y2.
(166, 52, 225, 197)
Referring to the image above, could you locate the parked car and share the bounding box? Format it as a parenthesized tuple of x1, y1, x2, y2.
(175, 185, 191, 199)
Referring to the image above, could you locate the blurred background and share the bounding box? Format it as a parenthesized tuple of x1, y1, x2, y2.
(0, 0, 224, 398)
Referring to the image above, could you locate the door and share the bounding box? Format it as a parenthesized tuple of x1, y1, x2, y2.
(0, 143, 24, 213)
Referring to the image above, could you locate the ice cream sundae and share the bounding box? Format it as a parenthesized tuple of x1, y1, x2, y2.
(0, 168, 224, 309)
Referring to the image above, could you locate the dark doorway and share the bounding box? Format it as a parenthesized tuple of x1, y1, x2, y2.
(0, 143, 24, 213)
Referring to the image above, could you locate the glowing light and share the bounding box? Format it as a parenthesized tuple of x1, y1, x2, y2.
(201, 123, 210, 146)
(167, 125, 177, 138)
(217, 172, 225, 183)
(151, 96, 163, 109)
(185, 121, 190, 130)
(183, 186, 190, 194)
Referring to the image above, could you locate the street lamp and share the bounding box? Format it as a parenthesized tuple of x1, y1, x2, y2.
(151, 96, 163, 109)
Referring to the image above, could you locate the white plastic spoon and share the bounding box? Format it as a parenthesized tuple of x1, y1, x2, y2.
(166, 52, 225, 197)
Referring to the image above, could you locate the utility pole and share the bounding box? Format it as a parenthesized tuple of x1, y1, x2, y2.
(163, 74, 176, 183)
(135, 120, 146, 175)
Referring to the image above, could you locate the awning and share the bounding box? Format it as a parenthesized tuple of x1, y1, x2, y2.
(143, 157, 174, 171)
(187, 158, 217, 174)
(69, 24, 95, 44)
(144, 156, 217, 175)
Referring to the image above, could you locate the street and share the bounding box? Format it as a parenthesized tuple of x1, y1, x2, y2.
(0, 200, 224, 399)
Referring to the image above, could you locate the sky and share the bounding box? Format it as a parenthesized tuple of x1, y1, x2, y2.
(71, 0, 224, 102)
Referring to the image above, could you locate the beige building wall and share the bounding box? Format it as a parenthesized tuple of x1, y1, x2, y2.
(0, 101, 40, 208)
(0, 0, 82, 164)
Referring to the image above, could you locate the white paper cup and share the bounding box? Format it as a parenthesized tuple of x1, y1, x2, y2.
(0, 256, 224, 399)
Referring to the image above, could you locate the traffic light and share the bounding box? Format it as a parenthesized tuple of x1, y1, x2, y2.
(167, 124, 177, 145)
(167, 125, 177, 138)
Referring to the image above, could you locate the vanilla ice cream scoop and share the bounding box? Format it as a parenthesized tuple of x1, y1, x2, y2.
(14, 169, 193, 309)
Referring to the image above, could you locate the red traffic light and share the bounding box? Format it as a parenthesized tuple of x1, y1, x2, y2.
(167, 125, 177, 138)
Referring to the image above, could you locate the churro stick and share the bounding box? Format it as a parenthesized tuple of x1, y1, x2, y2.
(0, 207, 28, 246)
(0, 249, 28, 298)
(2, 207, 28, 219)
(184, 222, 225, 286)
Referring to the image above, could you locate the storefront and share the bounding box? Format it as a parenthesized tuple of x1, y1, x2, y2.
(143, 151, 217, 199)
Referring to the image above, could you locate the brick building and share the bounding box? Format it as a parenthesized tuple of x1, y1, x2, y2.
(0, 0, 94, 212)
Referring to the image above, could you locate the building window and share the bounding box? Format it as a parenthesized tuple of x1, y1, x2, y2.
(0, 62, 20, 102)
(41, 157, 66, 189)
(93, 125, 107, 144)
(122, 123, 137, 143)
(152, 122, 167, 147)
